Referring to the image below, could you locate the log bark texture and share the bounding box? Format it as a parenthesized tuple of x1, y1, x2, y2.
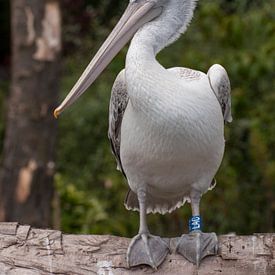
(0, 223, 274, 274)
(0, 0, 61, 227)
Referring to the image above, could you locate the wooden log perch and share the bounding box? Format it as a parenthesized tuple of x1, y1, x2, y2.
(0, 223, 274, 274)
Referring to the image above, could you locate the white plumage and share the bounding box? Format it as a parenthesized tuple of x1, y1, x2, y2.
(108, 0, 231, 214)
(109, 64, 229, 214)
(55, 0, 232, 268)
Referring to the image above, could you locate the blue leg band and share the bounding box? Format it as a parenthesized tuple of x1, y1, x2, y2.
(189, 215, 202, 232)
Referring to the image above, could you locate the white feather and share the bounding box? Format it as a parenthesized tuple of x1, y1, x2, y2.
(108, 0, 231, 214)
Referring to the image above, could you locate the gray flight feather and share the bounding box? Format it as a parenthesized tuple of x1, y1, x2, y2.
(108, 69, 129, 177)
(207, 64, 233, 123)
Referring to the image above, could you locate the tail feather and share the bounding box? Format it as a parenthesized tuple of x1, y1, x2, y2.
(124, 189, 190, 215)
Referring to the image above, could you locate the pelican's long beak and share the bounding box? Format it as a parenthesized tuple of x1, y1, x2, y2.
(54, 1, 162, 118)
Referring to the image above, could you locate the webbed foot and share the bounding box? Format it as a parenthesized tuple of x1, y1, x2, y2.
(176, 232, 218, 266)
(127, 233, 170, 269)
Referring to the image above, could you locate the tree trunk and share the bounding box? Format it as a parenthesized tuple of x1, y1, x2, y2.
(0, 0, 61, 227)
(0, 223, 274, 274)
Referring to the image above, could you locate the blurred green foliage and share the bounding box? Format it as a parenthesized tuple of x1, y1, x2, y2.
(1, 0, 274, 236)
(56, 0, 275, 237)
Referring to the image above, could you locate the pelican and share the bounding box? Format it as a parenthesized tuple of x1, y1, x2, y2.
(54, 0, 232, 268)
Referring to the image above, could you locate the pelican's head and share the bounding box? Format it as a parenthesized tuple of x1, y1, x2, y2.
(54, 0, 197, 117)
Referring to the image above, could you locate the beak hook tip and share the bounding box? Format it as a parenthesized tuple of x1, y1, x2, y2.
(53, 108, 60, 119)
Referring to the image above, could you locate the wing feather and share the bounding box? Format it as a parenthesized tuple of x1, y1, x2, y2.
(207, 64, 232, 123)
(168, 67, 204, 81)
(168, 65, 232, 123)
(108, 69, 129, 177)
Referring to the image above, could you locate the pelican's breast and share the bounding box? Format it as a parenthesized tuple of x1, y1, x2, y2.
(120, 71, 225, 196)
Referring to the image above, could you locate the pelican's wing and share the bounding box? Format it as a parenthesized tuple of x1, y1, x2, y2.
(108, 69, 129, 177)
(168, 65, 232, 123)
(168, 67, 204, 82)
(207, 64, 232, 123)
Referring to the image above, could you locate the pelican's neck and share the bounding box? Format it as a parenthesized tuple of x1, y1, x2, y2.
(125, 32, 164, 108)
(126, 33, 157, 70)
(125, 0, 197, 108)
(126, 0, 197, 73)
(125, 31, 171, 112)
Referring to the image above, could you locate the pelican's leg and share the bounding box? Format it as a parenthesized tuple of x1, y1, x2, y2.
(127, 189, 170, 269)
(176, 190, 218, 266)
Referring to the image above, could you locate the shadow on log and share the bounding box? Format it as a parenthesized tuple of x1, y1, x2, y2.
(0, 222, 274, 274)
